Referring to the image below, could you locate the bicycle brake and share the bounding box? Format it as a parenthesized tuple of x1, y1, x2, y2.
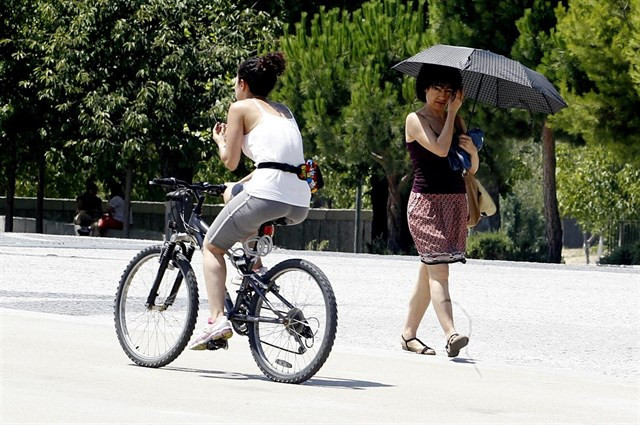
(205, 339, 229, 351)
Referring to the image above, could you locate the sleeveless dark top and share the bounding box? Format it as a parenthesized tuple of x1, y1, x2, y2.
(406, 141, 465, 194)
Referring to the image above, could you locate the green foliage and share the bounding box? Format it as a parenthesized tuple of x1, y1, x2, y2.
(275, 0, 432, 251)
(0, 0, 53, 197)
(366, 235, 393, 255)
(305, 239, 330, 251)
(501, 193, 548, 262)
(276, 0, 431, 196)
(428, 0, 535, 56)
(238, 0, 369, 30)
(427, 0, 561, 196)
(556, 143, 640, 235)
(628, 0, 640, 97)
(599, 241, 640, 265)
(8, 0, 279, 200)
(498, 140, 548, 262)
(544, 0, 640, 161)
(466, 231, 513, 260)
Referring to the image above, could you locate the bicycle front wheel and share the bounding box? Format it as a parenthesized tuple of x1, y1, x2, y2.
(114, 245, 199, 367)
(248, 259, 337, 384)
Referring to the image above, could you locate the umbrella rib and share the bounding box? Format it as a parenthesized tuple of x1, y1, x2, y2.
(468, 74, 484, 130)
(543, 95, 553, 115)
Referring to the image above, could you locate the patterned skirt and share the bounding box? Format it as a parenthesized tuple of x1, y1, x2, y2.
(407, 191, 468, 265)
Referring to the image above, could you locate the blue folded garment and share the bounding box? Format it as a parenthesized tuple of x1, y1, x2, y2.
(448, 128, 484, 171)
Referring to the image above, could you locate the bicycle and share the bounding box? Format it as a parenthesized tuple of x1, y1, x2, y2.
(113, 178, 338, 384)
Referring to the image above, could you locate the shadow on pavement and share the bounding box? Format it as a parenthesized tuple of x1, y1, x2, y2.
(450, 357, 477, 364)
(162, 366, 392, 389)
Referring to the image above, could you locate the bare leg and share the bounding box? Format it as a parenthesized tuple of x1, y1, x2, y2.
(402, 262, 431, 339)
(202, 240, 227, 321)
(427, 263, 456, 339)
(223, 184, 263, 271)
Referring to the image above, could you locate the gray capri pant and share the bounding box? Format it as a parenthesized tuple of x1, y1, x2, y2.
(205, 189, 308, 250)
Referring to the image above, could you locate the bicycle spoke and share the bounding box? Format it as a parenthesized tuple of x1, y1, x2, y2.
(248, 260, 337, 383)
(115, 246, 198, 367)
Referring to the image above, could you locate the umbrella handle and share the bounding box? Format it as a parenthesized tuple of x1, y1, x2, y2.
(467, 74, 484, 130)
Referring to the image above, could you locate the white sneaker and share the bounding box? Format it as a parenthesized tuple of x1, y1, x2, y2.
(230, 267, 267, 286)
(189, 317, 233, 350)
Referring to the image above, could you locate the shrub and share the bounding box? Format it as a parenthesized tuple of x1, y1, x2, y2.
(599, 241, 640, 265)
(500, 192, 548, 262)
(305, 239, 330, 251)
(367, 235, 392, 255)
(466, 231, 513, 260)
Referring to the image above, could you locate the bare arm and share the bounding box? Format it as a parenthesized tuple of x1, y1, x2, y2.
(406, 112, 457, 157)
(238, 171, 254, 183)
(406, 90, 464, 157)
(212, 102, 245, 171)
(455, 116, 479, 175)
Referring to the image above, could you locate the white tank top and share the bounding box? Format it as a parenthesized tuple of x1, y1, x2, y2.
(242, 99, 311, 207)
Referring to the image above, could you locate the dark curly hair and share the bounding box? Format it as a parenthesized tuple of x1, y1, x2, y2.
(415, 64, 462, 102)
(237, 52, 286, 97)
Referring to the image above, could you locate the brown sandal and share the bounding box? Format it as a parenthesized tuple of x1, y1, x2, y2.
(445, 333, 469, 357)
(401, 336, 436, 355)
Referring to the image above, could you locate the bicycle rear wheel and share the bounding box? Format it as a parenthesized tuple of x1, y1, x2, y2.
(247, 259, 337, 384)
(114, 245, 199, 367)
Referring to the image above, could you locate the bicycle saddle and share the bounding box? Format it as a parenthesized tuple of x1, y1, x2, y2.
(259, 218, 289, 236)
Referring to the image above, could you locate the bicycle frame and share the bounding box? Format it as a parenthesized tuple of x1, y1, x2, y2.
(146, 185, 291, 329)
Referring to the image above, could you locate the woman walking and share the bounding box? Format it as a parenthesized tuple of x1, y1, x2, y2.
(401, 64, 478, 357)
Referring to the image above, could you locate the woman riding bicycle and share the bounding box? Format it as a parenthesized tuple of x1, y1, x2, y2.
(190, 52, 311, 350)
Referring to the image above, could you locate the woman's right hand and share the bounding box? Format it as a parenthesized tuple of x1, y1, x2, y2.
(448, 89, 464, 114)
(212, 122, 227, 146)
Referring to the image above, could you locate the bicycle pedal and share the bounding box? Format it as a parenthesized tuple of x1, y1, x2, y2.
(205, 339, 229, 351)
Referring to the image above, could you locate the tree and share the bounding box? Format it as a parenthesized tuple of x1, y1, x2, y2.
(33, 0, 278, 234)
(428, 0, 566, 262)
(628, 0, 640, 97)
(239, 0, 369, 29)
(512, 0, 566, 263)
(276, 0, 432, 252)
(0, 0, 55, 232)
(556, 143, 640, 262)
(545, 0, 640, 161)
(536, 0, 640, 260)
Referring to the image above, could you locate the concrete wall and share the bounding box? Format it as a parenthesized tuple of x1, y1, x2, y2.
(0, 197, 372, 252)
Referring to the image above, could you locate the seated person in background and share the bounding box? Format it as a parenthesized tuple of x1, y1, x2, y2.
(74, 179, 102, 235)
(97, 182, 128, 236)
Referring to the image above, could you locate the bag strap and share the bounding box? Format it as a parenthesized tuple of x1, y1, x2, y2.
(257, 162, 300, 174)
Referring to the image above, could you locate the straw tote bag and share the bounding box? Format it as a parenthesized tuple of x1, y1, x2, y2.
(464, 173, 496, 228)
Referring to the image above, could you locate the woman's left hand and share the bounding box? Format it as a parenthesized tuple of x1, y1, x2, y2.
(458, 134, 477, 155)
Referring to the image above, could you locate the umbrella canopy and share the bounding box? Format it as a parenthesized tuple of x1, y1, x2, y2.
(392, 44, 567, 115)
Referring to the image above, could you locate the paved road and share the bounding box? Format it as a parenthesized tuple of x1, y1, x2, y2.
(1, 233, 639, 423)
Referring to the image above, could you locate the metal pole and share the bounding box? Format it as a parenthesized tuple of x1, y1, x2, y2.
(354, 176, 362, 253)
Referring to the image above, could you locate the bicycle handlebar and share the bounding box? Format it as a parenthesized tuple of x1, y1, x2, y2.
(149, 177, 227, 196)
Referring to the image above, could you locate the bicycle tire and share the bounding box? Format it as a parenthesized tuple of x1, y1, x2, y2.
(247, 259, 337, 384)
(114, 244, 199, 367)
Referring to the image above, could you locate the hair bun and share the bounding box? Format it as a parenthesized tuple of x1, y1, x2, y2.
(261, 52, 286, 76)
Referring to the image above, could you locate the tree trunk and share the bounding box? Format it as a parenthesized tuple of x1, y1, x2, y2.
(386, 174, 404, 253)
(36, 149, 45, 233)
(4, 139, 17, 232)
(369, 169, 388, 246)
(542, 121, 562, 263)
(123, 162, 134, 238)
(354, 175, 363, 253)
(597, 234, 604, 263)
(582, 232, 592, 265)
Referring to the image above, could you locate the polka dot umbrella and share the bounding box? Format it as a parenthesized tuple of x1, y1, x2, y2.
(392, 44, 567, 124)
